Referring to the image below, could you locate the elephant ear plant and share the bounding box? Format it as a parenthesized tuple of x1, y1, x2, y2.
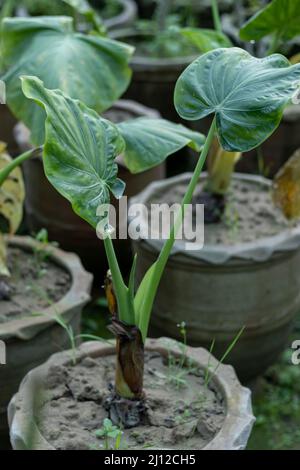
(239, 0, 300, 56)
(6, 47, 300, 427)
(0, 15, 133, 144)
(0, 14, 205, 169)
(175, 46, 300, 222)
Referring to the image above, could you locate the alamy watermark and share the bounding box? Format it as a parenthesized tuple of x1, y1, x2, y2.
(0, 80, 6, 104)
(291, 340, 300, 365)
(95, 197, 204, 251)
(0, 340, 6, 365)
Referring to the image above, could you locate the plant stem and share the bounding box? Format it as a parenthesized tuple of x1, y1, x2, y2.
(0, 147, 42, 187)
(266, 32, 281, 55)
(211, 0, 222, 34)
(138, 117, 217, 340)
(103, 236, 135, 325)
(155, 0, 173, 33)
(0, 0, 16, 22)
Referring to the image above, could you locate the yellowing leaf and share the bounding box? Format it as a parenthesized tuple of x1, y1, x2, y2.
(290, 53, 300, 65)
(0, 142, 25, 235)
(0, 233, 9, 277)
(272, 149, 300, 220)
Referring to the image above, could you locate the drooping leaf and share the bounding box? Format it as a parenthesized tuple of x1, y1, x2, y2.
(180, 27, 232, 53)
(117, 118, 205, 174)
(174, 48, 300, 152)
(1, 16, 133, 145)
(272, 149, 300, 220)
(0, 142, 25, 235)
(21, 76, 125, 229)
(240, 0, 300, 42)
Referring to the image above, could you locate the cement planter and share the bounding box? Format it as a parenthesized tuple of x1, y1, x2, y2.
(14, 100, 165, 279)
(16, 0, 137, 31)
(130, 173, 300, 382)
(100, 0, 137, 31)
(0, 236, 92, 445)
(8, 339, 255, 450)
(110, 30, 198, 124)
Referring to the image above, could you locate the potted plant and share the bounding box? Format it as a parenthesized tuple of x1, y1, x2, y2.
(131, 46, 300, 382)
(0, 144, 93, 446)
(1, 14, 204, 277)
(6, 45, 300, 449)
(2, 0, 137, 31)
(232, 0, 300, 176)
(0, 0, 136, 153)
(111, 0, 232, 125)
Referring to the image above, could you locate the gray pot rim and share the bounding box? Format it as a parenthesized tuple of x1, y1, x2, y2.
(8, 338, 255, 450)
(0, 236, 93, 341)
(130, 172, 300, 264)
(104, 0, 137, 30)
(110, 29, 199, 69)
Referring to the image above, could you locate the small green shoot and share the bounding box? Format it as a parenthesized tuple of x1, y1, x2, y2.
(33, 228, 58, 277)
(95, 419, 123, 450)
(205, 326, 246, 387)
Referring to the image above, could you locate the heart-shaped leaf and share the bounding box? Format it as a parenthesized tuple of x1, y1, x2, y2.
(117, 118, 205, 174)
(180, 28, 232, 53)
(174, 47, 300, 152)
(1, 16, 133, 145)
(240, 0, 300, 42)
(21, 76, 126, 229)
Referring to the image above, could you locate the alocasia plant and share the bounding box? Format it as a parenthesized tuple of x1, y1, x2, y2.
(2, 46, 296, 426)
(0, 15, 133, 144)
(174, 46, 300, 220)
(0, 13, 205, 168)
(240, 0, 300, 55)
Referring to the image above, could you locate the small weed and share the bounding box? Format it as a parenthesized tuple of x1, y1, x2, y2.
(95, 419, 123, 450)
(33, 228, 58, 277)
(167, 322, 198, 389)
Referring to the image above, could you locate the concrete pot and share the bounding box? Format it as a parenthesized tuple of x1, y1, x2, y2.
(100, 0, 137, 31)
(110, 30, 198, 124)
(130, 173, 300, 382)
(8, 339, 255, 450)
(0, 236, 93, 446)
(16, 0, 137, 31)
(14, 100, 165, 279)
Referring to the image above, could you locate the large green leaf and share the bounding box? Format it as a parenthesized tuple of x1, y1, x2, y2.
(174, 48, 300, 152)
(117, 118, 205, 174)
(240, 0, 300, 42)
(21, 76, 125, 229)
(1, 16, 133, 145)
(180, 28, 232, 53)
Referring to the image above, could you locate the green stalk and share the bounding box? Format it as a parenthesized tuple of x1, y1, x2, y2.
(138, 117, 217, 340)
(266, 32, 281, 55)
(211, 0, 222, 34)
(103, 236, 135, 325)
(0, 147, 42, 187)
(0, 0, 16, 22)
